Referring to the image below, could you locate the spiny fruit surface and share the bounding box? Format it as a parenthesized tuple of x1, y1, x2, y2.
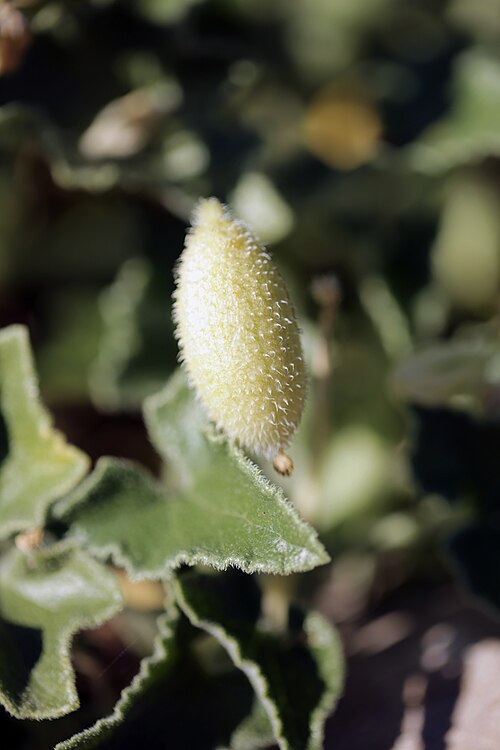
(173, 198, 306, 465)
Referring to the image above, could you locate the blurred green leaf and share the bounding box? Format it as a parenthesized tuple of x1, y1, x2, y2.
(230, 172, 294, 245)
(131, 0, 206, 24)
(55, 607, 178, 750)
(0, 543, 123, 720)
(0, 106, 121, 197)
(58, 372, 328, 577)
(393, 338, 496, 408)
(175, 571, 344, 750)
(90, 258, 176, 412)
(316, 426, 391, 530)
(286, 0, 395, 82)
(55, 610, 265, 750)
(0, 326, 89, 540)
(0, 105, 175, 198)
(410, 51, 500, 173)
(430, 175, 500, 312)
(225, 698, 276, 750)
(79, 86, 181, 162)
(24, 200, 142, 284)
(448, 0, 500, 40)
(38, 291, 103, 403)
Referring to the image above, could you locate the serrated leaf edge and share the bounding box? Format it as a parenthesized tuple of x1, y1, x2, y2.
(0, 325, 90, 540)
(174, 580, 344, 750)
(143, 376, 330, 574)
(0, 541, 123, 721)
(303, 611, 345, 750)
(54, 606, 177, 750)
(174, 576, 289, 750)
(59, 456, 329, 579)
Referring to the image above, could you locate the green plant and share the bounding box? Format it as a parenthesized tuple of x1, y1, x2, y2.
(0, 274, 343, 748)
(4, 0, 500, 746)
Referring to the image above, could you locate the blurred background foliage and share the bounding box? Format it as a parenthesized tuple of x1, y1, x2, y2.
(2, 0, 500, 748)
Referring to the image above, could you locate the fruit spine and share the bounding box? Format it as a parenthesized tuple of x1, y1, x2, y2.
(173, 198, 306, 474)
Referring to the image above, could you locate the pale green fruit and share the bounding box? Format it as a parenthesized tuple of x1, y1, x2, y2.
(173, 198, 306, 472)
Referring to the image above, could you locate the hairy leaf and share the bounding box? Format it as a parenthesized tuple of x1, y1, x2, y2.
(55, 611, 265, 750)
(59, 373, 328, 576)
(55, 607, 178, 750)
(0, 326, 89, 540)
(175, 571, 344, 750)
(0, 543, 123, 720)
(59, 453, 328, 578)
(145, 373, 329, 573)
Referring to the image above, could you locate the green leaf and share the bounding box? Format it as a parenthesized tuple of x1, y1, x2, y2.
(286, 0, 395, 81)
(37, 290, 103, 404)
(392, 338, 496, 408)
(410, 51, 500, 173)
(144, 373, 329, 574)
(59, 373, 328, 577)
(225, 698, 276, 750)
(90, 258, 176, 411)
(0, 326, 89, 540)
(55, 607, 178, 750)
(55, 609, 269, 750)
(0, 106, 114, 195)
(175, 571, 344, 750)
(0, 543, 123, 720)
(59, 454, 328, 578)
(316, 426, 391, 531)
